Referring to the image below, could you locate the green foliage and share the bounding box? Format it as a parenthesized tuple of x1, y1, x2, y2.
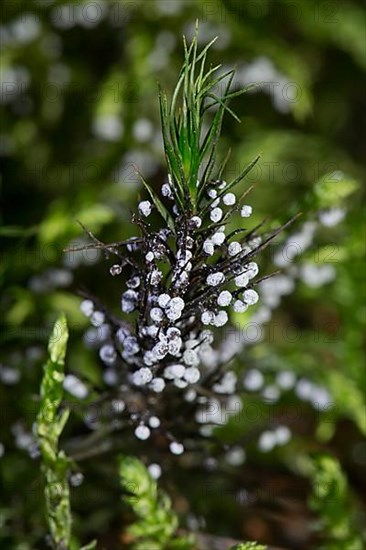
(36, 314, 72, 549)
(119, 456, 195, 550)
(159, 22, 256, 212)
(36, 315, 96, 550)
(308, 454, 365, 550)
(230, 543, 267, 550)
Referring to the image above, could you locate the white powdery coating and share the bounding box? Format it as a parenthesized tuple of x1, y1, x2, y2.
(148, 416, 161, 428)
(150, 307, 164, 322)
(235, 273, 249, 288)
(148, 463, 162, 479)
(99, 345, 117, 365)
(63, 375, 88, 399)
(135, 425, 151, 440)
(223, 192, 236, 206)
(80, 299, 94, 317)
(213, 311, 228, 327)
(138, 200, 152, 217)
(184, 366, 200, 384)
(228, 242, 241, 256)
(158, 293, 171, 308)
(217, 290, 232, 307)
(132, 367, 153, 386)
(161, 183, 172, 198)
(145, 251, 154, 262)
(241, 205, 252, 217)
(211, 197, 220, 208)
(243, 289, 259, 305)
(169, 441, 184, 455)
(203, 240, 215, 256)
(233, 300, 248, 313)
(149, 377, 165, 392)
(164, 364, 186, 379)
(208, 188, 217, 198)
(190, 216, 202, 228)
(211, 232, 225, 245)
(183, 349, 200, 367)
(210, 207, 223, 223)
(201, 311, 215, 325)
(206, 272, 225, 286)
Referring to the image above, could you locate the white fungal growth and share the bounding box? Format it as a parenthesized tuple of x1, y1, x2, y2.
(203, 240, 215, 255)
(123, 336, 140, 355)
(208, 188, 217, 198)
(241, 205, 252, 217)
(206, 272, 225, 286)
(63, 375, 88, 399)
(169, 441, 184, 455)
(211, 232, 225, 245)
(213, 311, 228, 327)
(234, 273, 249, 288)
(243, 289, 259, 305)
(190, 216, 202, 228)
(149, 377, 165, 392)
(150, 269, 162, 286)
(183, 349, 200, 367)
(158, 293, 171, 308)
(80, 299, 94, 317)
(201, 310, 215, 325)
(167, 327, 181, 339)
(138, 200, 152, 217)
(161, 183, 172, 198)
(145, 251, 154, 262)
(184, 366, 200, 384)
(210, 207, 223, 223)
(90, 311, 105, 327)
(99, 345, 117, 365)
(233, 300, 248, 313)
(164, 364, 186, 379)
(121, 290, 138, 313)
(135, 424, 151, 440)
(148, 463, 162, 479)
(148, 416, 161, 428)
(150, 307, 164, 323)
(246, 262, 259, 279)
(228, 242, 241, 256)
(223, 192, 236, 205)
(132, 367, 153, 386)
(217, 290, 232, 307)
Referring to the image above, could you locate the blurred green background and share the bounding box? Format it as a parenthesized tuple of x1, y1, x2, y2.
(1, 1, 365, 548)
